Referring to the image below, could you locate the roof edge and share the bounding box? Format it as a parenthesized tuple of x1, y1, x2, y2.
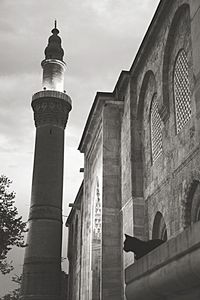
(129, 0, 170, 74)
(78, 92, 113, 153)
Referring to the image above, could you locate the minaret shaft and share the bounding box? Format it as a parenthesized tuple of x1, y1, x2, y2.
(22, 125, 64, 300)
(31, 125, 64, 211)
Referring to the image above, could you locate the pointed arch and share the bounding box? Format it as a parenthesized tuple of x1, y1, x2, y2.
(162, 3, 191, 122)
(137, 70, 157, 124)
(133, 71, 157, 196)
(183, 179, 200, 228)
(152, 211, 167, 241)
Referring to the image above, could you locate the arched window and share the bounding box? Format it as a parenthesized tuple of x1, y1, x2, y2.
(173, 49, 191, 133)
(196, 206, 200, 222)
(152, 212, 167, 241)
(184, 181, 200, 227)
(190, 182, 200, 224)
(150, 95, 163, 163)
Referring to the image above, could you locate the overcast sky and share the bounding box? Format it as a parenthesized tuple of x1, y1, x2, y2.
(0, 0, 160, 295)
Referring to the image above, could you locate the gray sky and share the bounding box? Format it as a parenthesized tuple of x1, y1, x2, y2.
(0, 0, 160, 295)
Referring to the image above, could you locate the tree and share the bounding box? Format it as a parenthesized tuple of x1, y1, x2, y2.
(0, 274, 21, 300)
(0, 175, 27, 274)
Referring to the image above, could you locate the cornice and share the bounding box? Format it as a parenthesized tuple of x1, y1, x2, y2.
(78, 92, 113, 153)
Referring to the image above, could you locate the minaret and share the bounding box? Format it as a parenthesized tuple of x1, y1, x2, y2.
(20, 22, 72, 300)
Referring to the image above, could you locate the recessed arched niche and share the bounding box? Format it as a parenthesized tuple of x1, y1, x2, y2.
(152, 211, 167, 241)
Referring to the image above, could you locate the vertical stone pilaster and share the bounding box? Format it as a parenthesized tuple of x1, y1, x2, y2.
(91, 177, 102, 300)
(190, 1, 200, 133)
(190, 0, 200, 78)
(102, 101, 123, 300)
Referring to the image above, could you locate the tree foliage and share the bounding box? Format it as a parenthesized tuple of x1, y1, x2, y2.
(0, 175, 27, 274)
(0, 275, 21, 300)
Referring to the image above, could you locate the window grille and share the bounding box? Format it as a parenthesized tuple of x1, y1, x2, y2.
(151, 96, 162, 163)
(174, 49, 191, 133)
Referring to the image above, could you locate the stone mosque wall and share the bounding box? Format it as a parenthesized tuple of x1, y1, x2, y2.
(67, 0, 200, 299)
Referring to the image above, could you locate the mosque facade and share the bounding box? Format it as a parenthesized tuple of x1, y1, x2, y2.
(66, 0, 200, 299)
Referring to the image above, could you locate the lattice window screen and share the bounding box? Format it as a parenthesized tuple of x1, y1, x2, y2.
(174, 49, 191, 133)
(151, 96, 163, 163)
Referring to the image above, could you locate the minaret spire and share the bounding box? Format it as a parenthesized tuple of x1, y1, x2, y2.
(41, 22, 66, 92)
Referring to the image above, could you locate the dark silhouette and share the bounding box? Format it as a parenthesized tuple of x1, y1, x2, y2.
(123, 234, 165, 260)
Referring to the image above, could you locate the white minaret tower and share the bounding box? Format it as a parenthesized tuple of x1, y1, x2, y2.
(20, 22, 72, 300)
(42, 20, 66, 92)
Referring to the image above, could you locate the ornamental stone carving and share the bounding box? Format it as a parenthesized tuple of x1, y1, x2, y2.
(31, 90, 72, 129)
(93, 177, 102, 239)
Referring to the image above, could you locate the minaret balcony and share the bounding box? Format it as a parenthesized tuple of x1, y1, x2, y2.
(32, 90, 72, 128)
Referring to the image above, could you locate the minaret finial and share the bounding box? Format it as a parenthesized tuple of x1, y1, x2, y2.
(44, 20, 64, 61)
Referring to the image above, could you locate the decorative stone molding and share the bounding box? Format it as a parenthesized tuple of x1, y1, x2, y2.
(29, 205, 62, 222)
(93, 176, 102, 239)
(31, 90, 72, 129)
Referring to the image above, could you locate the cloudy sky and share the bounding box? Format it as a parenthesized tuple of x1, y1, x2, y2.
(0, 0, 160, 295)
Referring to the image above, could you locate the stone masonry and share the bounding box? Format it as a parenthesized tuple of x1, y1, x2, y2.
(66, 0, 200, 299)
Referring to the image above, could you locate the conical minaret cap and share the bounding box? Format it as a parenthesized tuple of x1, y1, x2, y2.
(44, 20, 64, 61)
